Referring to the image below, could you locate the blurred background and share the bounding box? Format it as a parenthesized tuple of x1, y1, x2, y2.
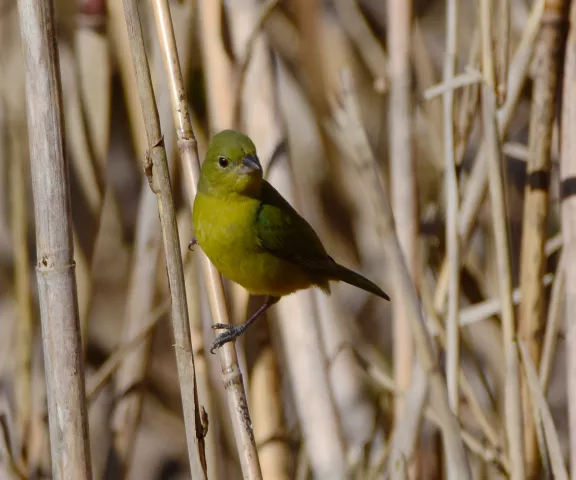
(0, 0, 571, 478)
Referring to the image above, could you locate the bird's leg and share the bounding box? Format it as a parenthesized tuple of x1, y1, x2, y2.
(188, 237, 197, 251)
(210, 295, 280, 353)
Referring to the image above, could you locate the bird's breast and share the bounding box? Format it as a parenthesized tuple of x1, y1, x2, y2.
(192, 193, 313, 296)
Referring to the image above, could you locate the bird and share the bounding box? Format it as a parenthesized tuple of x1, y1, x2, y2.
(192, 129, 390, 353)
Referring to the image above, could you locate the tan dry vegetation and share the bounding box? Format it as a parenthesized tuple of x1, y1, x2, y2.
(0, 0, 574, 479)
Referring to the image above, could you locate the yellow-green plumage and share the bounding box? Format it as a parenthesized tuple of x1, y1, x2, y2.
(193, 130, 389, 350)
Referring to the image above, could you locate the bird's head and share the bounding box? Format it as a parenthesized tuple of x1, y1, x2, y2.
(199, 129, 263, 197)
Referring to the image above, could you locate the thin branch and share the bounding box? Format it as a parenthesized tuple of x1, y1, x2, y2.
(424, 68, 483, 100)
(121, 0, 208, 476)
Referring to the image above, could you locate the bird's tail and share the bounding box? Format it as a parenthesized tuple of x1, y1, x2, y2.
(332, 263, 390, 301)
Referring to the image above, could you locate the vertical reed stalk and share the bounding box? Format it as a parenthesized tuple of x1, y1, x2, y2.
(16, 0, 92, 477)
(443, 0, 461, 416)
(121, 0, 208, 476)
(387, 0, 416, 429)
(480, 0, 525, 470)
(518, 0, 568, 475)
(560, 3, 576, 476)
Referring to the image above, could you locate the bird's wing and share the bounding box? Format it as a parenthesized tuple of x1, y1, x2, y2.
(255, 181, 334, 272)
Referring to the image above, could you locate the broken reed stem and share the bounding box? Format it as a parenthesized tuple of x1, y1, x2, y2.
(443, 0, 460, 416)
(561, 2, 576, 475)
(518, 0, 568, 475)
(387, 0, 416, 427)
(16, 0, 92, 478)
(336, 71, 471, 479)
(149, 0, 262, 478)
(121, 0, 208, 477)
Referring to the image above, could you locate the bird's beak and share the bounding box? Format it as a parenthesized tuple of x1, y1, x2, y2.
(239, 153, 262, 173)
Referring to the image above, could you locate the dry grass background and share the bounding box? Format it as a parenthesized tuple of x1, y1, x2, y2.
(0, 0, 574, 478)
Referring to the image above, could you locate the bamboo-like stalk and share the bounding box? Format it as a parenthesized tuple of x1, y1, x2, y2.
(443, 0, 460, 416)
(334, 71, 471, 479)
(561, 3, 576, 475)
(433, 0, 545, 311)
(120, 0, 207, 477)
(16, 0, 92, 478)
(479, 0, 525, 468)
(148, 0, 262, 477)
(387, 0, 416, 431)
(518, 0, 568, 475)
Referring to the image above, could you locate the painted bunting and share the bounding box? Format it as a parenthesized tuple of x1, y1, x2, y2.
(192, 130, 390, 353)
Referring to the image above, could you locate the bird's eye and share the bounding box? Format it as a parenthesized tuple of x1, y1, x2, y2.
(218, 157, 229, 168)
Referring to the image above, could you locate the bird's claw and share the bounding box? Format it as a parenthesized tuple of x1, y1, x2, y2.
(188, 237, 198, 251)
(211, 323, 235, 330)
(210, 324, 245, 354)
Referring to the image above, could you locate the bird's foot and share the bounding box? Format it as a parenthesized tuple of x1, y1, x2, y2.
(210, 323, 246, 354)
(188, 237, 198, 251)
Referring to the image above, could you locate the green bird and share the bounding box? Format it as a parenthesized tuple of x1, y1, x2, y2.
(192, 130, 390, 353)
